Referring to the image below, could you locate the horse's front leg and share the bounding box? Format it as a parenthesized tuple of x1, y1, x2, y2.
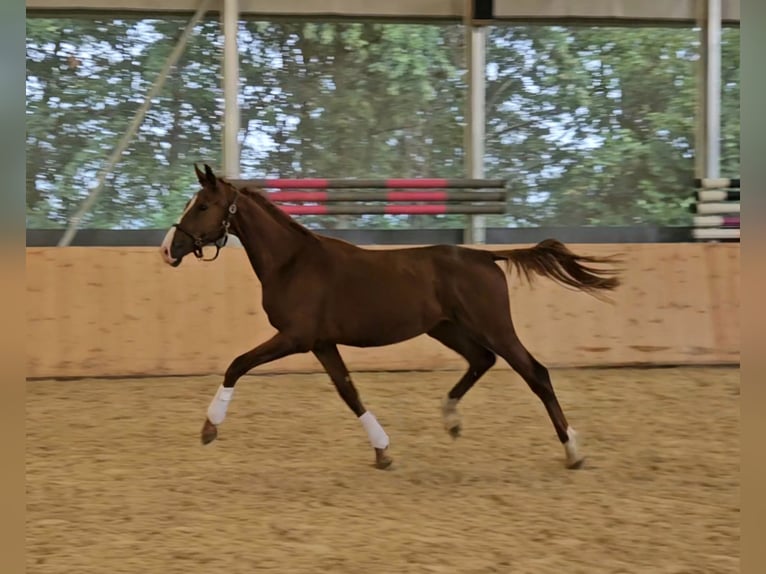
(201, 332, 303, 444)
(313, 343, 393, 470)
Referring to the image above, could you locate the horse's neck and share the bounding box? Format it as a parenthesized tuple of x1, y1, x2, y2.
(230, 193, 310, 282)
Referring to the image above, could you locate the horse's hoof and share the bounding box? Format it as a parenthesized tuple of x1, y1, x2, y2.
(441, 397, 461, 439)
(566, 457, 585, 470)
(201, 419, 218, 445)
(564, 428, 584, 469)
(374, 448, 393, 470)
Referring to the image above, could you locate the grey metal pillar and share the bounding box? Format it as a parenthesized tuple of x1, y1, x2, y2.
(222, 0, 241, 178)
(463, 24, 487, 244)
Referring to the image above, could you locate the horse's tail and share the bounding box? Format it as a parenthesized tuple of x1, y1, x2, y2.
(491, 239, 622, 301)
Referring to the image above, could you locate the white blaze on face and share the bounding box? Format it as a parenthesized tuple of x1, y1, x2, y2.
(159, 194, 198, 265)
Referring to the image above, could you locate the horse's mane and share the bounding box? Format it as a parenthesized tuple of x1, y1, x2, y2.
(225, 180, 316, 239)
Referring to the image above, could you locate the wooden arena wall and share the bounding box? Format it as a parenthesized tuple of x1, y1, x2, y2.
(26, 243, 740, 378)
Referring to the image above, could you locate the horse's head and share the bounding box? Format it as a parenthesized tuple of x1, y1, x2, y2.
(160, 163, 239, 267)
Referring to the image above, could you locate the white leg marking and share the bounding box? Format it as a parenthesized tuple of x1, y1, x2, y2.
(441, 397, 461, 432)
(359, 411, 389, 449)
(207, 384, 235, 425)
(160, 194, 198, 265)
(564, 426, 584, 466)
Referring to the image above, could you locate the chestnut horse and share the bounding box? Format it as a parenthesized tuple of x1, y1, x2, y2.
(160, 164, 621, 470)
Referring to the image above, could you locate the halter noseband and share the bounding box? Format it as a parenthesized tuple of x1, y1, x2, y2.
(172, 195, 239, 262)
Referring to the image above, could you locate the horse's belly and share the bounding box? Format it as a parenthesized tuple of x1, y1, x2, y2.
(325, 288, 442, 347)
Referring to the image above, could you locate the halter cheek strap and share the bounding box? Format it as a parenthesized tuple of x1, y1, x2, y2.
(173, 199, 238, 262)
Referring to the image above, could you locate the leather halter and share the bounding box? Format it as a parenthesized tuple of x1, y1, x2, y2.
(171, 195, 239, 262)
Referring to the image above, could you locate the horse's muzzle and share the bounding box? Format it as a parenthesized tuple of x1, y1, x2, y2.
(160, 244, 183, 267)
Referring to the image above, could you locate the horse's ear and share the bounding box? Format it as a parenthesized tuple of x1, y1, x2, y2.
(203, 164, 217, 187)
(194, 163, 206, 186)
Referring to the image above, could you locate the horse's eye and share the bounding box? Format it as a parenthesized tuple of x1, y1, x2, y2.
(198, 204, 208, 211)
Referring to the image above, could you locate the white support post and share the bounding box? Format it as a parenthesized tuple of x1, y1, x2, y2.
(705, 0, 722, 180)
(222, 0, 241, 178)
(694, 0, 708, 180)
(463, 20, 487, 244)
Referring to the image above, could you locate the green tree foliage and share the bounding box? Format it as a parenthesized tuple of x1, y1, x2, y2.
(235, 21, 467, 229)
(25, 18, 740, 230)
(484, 25, 740, 226)
(720, 27, 740, 176)
(26, 17, 224, 229)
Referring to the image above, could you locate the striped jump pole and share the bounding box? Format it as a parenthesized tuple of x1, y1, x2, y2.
(262, 191, 506, 203)
(691, 176, 740, 242)
(693, 177, 740, 189)
(695, 189, 739, 202)
(231, 177, 510, 217)
(692, 228, 740, 240)
(278, 203, 507, 215)
(693, 215, 740, 228)
(231, 178, 507, 189)
(689, 202, 740, 215)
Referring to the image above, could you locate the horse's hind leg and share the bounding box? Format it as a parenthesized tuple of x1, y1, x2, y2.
(313, 343, 393, 470)
(457, 265, 584, 469)
(427, 321, 496, 438)
(492, 332, 584, 469)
